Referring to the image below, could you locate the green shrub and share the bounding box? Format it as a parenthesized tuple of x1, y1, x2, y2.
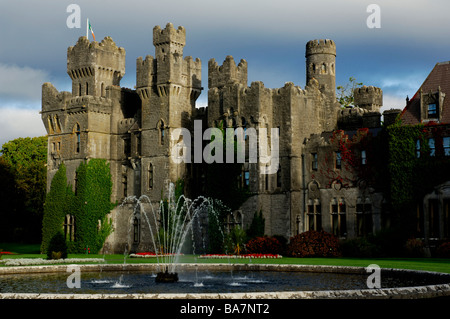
(287, 230, 341, 258)
(47, 232, 68, 259)
(436, 241, 450, 258)
(404, 238, 425, 257)
(224, 226, 247, 255)
(341, 237, 381, 257)
(246, 210, 265, 240)
(246, 236, 283, 255)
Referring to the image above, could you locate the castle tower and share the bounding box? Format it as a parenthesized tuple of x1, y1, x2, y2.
(353, 86, 383, 112)
(136, 23, 202, 201)
(67, 36, 125, 97)
(305, 39, 336, 101)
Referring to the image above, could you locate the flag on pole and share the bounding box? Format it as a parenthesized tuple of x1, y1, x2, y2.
(87, 19, 96, 41)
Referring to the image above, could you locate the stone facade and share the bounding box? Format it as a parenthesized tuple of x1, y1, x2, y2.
(41, 23, 394, 253)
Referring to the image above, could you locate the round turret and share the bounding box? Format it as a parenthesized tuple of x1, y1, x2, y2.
(305, 39, 336, 100)
(305, 39, 336, 57)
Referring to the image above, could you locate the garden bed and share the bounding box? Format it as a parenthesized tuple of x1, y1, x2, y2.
(198, 254, 282, 259)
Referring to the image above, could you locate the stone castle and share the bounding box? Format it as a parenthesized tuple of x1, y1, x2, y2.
(41, 23, 397, 253)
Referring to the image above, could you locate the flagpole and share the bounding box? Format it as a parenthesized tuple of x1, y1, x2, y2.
(86, 18, 89, 39)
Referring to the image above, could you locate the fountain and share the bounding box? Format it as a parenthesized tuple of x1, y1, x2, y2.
(121, 183, 227, 283)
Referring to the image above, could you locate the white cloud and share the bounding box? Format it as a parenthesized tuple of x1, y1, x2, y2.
(0, 63, 49, 103)
(0, 106, 46, 146)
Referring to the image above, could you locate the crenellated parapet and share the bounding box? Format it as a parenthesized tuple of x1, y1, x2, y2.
(137, 23, 201, 99)
(66, 95, 113, 115)
(67, 36, 125, 78)
(353, 86, 383, 112)
(67, 36, 126, 97)
(208, 56, 247, 89)
(305, 39, 336, 57)
(153, 23, 186, 54)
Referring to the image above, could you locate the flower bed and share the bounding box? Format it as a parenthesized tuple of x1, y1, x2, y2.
(198, 253, 282, 259)
(0, 251, 14, 255)
(0, 258, 105, 266)
(129, 252, 184, 258)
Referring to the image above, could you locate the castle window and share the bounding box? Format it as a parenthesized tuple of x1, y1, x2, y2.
(443, 137, 450, 156)
(124, 137, 131, 158)
(244, 170, 250, 187)
(416, 139, 421, 158)
(148, 163, 154, 190)
(159, 121, 165, 145)
(331, 198, 346, 237)
(307, 200, 322, 231)
(312, 153, 318, 170)
(428, 138, 435, 156)
(133, 217, 140, 243)
(85, 82, 89, 95)
(361, 150, 367, 165)
(356, 199, 373, 236)
(101, 83, 105, 97)
(64, 214, 75, 242)
(321, 63, 326, 73)
(136, 133, 141, 156)
(427, 103, 437, 118)
(79, 83, 82, 96)
(335, 152, 342, 169)
(276, 164, 282, 188)
(75, 124, 81, 153)
(122, 174, 128, 198)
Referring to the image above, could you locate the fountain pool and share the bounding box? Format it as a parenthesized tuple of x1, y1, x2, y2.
(1, 263, 449, 299)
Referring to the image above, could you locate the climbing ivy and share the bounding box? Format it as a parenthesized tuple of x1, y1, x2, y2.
(41, 159, 115, 255)
(41, 163, 73, 254)
(70, 159, 114, 253)
(385, 120, 450, 235)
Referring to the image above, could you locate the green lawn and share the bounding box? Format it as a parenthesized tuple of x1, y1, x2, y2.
(1, 242, 449, 274)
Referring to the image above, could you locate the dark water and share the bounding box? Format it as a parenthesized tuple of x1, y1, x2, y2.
(0, 270, 449, 294)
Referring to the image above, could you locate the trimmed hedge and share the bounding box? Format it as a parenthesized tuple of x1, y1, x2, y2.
(246, 236, 283, 255)
(287, 230, 341, 258)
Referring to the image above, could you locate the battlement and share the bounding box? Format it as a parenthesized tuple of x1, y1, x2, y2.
(338, 106, 381, 129)
(153, 23, 186, 47)
(67, 36, 125, 74)
(136, 55, 156, 88)
(208, 56, 248, 88)
(66, 95, 113, 115)
(353, 86, 383, 111)
(306, 39, 336, 57)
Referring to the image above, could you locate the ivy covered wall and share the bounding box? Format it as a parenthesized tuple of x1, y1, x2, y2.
(41, 159, 115, 254)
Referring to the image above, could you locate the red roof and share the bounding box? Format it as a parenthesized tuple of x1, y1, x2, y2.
(400, 61, 450, 125)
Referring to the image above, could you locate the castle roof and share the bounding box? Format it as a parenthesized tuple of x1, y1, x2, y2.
(400, 61, 450, 125)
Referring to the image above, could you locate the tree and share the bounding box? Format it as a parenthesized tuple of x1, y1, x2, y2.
(0, 136, 47, 242)
(336, 77, 363, 107)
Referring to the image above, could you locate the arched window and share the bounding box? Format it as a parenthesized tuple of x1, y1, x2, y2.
(101, 82, 105, 97)
(75, 123, 81, 153)
(159, 120, 165, 145)
(321, 63, 327, 73)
